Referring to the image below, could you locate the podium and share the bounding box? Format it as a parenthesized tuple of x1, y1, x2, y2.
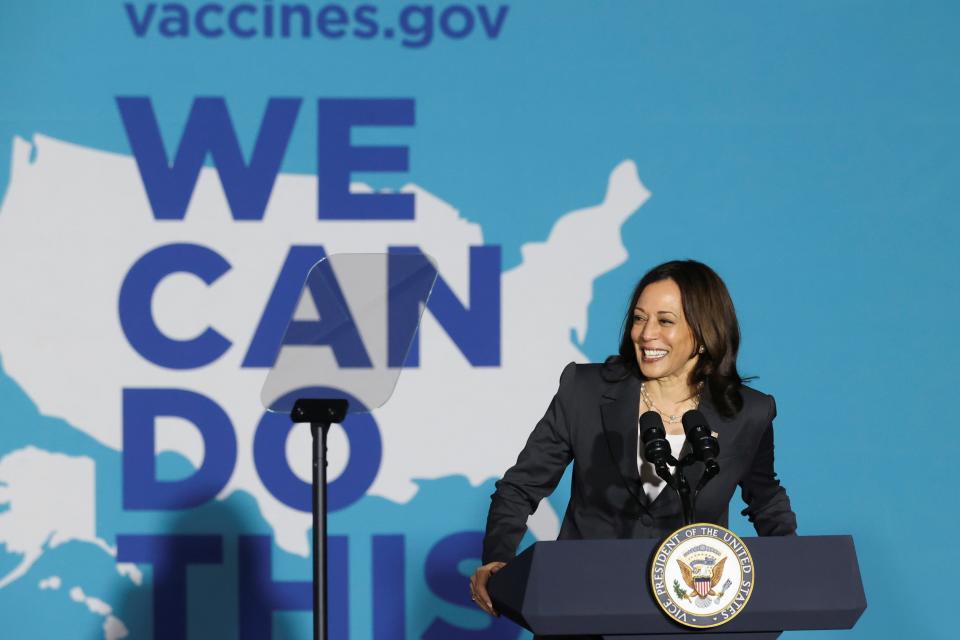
(487, 536, 866, 639)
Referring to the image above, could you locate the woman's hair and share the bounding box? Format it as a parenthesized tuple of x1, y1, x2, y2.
(606, 260, 747, 417)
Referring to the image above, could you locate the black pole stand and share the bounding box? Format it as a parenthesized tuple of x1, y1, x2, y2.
(655, 455, 718, 526)
(675, 455, 697, 526)
(291, 399, 349, 640)
(693, 458, 720, 500)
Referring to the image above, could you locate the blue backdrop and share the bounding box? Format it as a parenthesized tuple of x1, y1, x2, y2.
(0, 1, 956, 638)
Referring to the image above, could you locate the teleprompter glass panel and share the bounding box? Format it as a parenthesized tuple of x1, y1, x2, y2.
(261, 253, 437, 415)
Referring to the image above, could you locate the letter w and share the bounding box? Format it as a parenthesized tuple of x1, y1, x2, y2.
(117, 97, 301, 220)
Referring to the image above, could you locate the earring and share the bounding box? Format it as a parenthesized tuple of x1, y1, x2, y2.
(698, 345, 705, 354)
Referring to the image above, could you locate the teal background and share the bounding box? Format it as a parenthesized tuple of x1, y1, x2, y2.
(2, 1, 958, 637)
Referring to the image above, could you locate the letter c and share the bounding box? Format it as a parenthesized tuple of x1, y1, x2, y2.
(195, 4, 225, 37)
(119, 243, 232, 369)
(228, 3, 257, 38)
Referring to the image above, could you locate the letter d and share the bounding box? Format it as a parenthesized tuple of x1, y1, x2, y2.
(123, 388, 237, 510)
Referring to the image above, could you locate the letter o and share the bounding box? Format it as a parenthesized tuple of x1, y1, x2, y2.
(439, 5, 474, 38)
(254, 386, 381, 512)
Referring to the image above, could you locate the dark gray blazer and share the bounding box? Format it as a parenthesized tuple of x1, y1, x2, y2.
(483, 361, 797, 564)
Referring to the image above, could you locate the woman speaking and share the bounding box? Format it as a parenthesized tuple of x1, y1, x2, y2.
(470, 260, 797, 617)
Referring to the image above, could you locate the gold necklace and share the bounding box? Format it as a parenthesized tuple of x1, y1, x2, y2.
(640, 382, 700, 424)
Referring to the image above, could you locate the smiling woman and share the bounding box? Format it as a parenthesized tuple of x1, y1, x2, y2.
(470, 260, 797, 622)
(633, 278, 702, 424)
(621, 260, 746, 424)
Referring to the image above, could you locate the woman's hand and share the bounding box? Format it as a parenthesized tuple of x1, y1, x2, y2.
(469, 561, 507, 616)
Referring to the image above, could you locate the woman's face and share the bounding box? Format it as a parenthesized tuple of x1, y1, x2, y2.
(631, 278, 699, 383)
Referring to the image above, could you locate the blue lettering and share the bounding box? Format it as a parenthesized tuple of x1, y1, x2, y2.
(263, 0, 275, 36)
(317, 98, 415, 220)
(119, 243, 231, 369)
(117, 534, 223, 640)
(386, 249, 439, 367)
(243, 246, 371, 368)
(423, 531, 519, 639)
(195, 4, 225, 37)
(238, 535, 352, 639)
(280, 4, 310, 38)
(228, 3, 258, 38)
(124, 3, 509, 43)
(317, 4, 348, 38)
(352, 4, 379, 38)
(123, 388, 237, 510)
(124, 2, 157, 36)
(389, 246, 501, 367)
(159, 3, 189, 37)
(477, 5, 509, 38)
(253, 387, 381, 512)
(439, 5, 474, 39)
(399, 5, 433, 48)
(372, 535, 405, 639)
(116, 96, 300, 220)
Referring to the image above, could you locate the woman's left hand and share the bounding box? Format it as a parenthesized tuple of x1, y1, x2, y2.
(469, 561, 507, 616)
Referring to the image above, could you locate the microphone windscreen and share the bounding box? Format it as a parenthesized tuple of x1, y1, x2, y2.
(682, 409, 719, 460)
(681, 409, 708, 436)
(639, 410, 665, 443)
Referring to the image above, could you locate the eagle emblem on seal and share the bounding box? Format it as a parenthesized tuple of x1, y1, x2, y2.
(652, 525, 754, 628)
(676, 552, 727, 607)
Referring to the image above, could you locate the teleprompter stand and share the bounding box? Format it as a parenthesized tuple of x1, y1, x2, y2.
(290, 399, 349, 640)
(260, 253, 439, 640)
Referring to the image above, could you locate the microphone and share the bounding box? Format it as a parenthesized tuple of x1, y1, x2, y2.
(641, 410, 694, 523)
(681, 410, 719, 463)
(639, 411, 675, 467)
(681, 409, 720, 494)
(639, 410, 679, 496)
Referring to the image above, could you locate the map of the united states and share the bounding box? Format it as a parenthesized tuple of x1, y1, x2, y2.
(0, 134, 648, 638)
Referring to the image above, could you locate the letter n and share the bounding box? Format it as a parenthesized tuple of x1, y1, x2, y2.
(388, 246, 501, 367)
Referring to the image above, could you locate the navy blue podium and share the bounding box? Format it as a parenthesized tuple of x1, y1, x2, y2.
(487, 536, 866, 639)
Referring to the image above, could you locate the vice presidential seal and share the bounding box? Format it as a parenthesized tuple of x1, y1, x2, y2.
(650, 523, 755, 629)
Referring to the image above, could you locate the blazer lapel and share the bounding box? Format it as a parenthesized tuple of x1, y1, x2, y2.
(596, 377, 747, 515)
(599, 374, 646, 506)
(697, 387, 743, 454)
(647, 389, 740, 516)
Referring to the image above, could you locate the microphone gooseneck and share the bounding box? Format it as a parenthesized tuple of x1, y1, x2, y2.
(639, 410, 694, 524)
(637, 409, 722, 526)
(681, 409, 721, 498)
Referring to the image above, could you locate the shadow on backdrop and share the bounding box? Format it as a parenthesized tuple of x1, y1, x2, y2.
(105, 480, 306, 640)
